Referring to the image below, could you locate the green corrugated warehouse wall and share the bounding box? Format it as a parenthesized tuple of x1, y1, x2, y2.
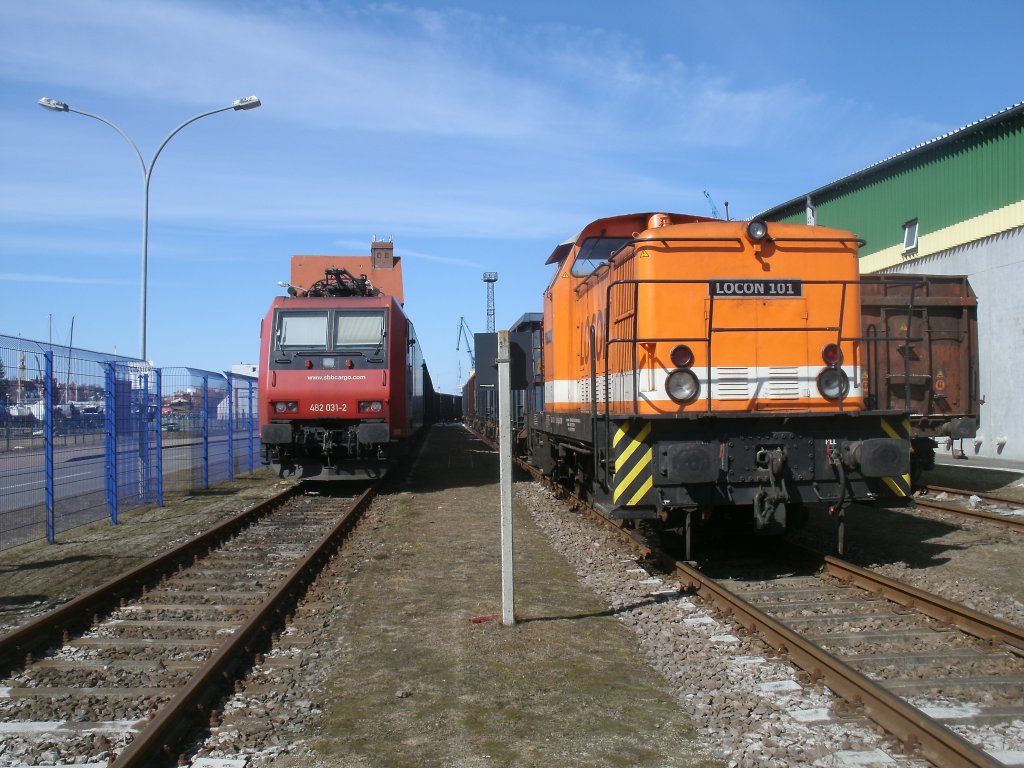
(768, 110, 1024, 258)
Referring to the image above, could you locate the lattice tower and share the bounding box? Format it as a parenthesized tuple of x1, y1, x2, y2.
(483, 272, 498, 332)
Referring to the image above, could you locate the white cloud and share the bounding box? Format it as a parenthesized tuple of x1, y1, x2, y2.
(326, 237, 482, 268)
(1, 0, 824, 152)
(395, 246, 484, 269)
(1, 1, 551, 140)
(0, 273, 129, 285)
(1, 1, 932, 255)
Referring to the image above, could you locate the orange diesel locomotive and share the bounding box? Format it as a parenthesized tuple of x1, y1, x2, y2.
(528, 212, 912, 541)
(259, 242, 428, 479)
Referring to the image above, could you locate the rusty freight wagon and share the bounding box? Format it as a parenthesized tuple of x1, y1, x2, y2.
(859, 274, 980, 483)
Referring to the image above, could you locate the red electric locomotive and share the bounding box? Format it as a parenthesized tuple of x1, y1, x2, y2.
(258, 240, 428, 478)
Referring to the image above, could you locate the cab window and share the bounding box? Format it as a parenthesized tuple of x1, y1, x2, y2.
(334, 310, 386, 348)
(570, 236, 632, 277)
(277, 311, 328, 350)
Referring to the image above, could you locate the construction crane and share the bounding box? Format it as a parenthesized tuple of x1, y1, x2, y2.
(703, 190, 720, 219)
(456, 316, 475, 392)
(703, 190, 730, 220)
(457, 316, 475, 368)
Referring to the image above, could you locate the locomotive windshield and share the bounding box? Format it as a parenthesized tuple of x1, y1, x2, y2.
(570, 236, 633, 276)
(334, 309, 386, 348)
(274, 309, 386, 352)
(277, 311, 329, 350)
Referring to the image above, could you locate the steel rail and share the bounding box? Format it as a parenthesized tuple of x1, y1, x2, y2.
(514, 466, 999, 766)
(489, 429, 1006, 766)
(112, 484, 377, 767)
(915, 497, 1024, 532)
(664, 556, 1001, 768)
(924, 485, 1023, 506)
(0, 484, 301, 674)
(819, 555, 1024, 655)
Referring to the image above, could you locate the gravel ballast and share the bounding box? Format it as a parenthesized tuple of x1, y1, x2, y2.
(2, 430, 1022, 767)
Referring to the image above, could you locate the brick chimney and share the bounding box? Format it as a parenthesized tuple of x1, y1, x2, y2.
(371, 238, 394, 269)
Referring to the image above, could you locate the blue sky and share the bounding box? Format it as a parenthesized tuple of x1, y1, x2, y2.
(2, 1, 1022, 394)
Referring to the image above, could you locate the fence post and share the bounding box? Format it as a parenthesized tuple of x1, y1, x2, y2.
(155, 368, 163, 507)
(227, 374, 235, 481)
(140, 373, 150, 505)
(247, 379, 255, 475)
(105, 363, 118, 525)
(202, 375, 209, 489)
(44, 351, 55, 544)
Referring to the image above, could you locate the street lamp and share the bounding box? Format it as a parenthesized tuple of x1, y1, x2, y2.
(38, 95, 262, 360)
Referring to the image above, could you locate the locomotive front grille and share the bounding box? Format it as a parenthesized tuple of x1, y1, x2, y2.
(766, 366, 801, 399)
(711, 366, 803, 400)
(715, 367, 751, 400)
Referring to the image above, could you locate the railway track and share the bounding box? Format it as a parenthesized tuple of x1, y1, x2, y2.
(511, 452, 1024, 767)
(704, 554, 1024, 768)
(639, 533, 1022, 765)
(0, 482, 376, 767)
(916, 485, 1024, 531)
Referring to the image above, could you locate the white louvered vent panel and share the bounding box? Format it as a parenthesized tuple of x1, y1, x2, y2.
(611, 374, 635, 403)
(766, 367, 801, 399)
(578, 377, 590, 404)
(716, 367, 752, 400)
(579, 377, 611, 403)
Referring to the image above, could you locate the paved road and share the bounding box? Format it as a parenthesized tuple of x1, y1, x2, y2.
(0, 434, 245, 515)
(0, 426, 260, 549)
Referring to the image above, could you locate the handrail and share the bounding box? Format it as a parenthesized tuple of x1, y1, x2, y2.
(607, 234, 865, 267)
(597, 277, 928, 415)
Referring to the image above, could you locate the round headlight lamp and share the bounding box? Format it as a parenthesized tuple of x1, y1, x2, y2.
(666, 369, 700, 403)
(817, 368, 850, 400)
(274, 402, 287, 413)
(746, 219, 769, 242)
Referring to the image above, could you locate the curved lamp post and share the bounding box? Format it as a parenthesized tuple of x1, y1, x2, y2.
(38, 95, 262, 360)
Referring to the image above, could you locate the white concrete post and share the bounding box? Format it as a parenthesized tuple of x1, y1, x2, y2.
(497, 330, 515, 626)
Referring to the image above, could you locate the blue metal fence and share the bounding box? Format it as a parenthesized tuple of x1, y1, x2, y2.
(0, 336, 261, 551)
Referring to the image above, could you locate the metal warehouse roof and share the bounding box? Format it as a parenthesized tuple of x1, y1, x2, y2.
(759, 100, 1024, 218)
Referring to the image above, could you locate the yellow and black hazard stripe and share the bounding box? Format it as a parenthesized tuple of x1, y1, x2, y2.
(612, 419, 654, 507)
(879, 415, 912, 498)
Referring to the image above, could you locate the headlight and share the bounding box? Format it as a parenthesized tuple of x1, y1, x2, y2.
(359, 401, 383, 413)
(746, 219, 769, 242)
(274, 401, 286, 413)
(816, 368, 850, 400)
(666, 369, 700, 403)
